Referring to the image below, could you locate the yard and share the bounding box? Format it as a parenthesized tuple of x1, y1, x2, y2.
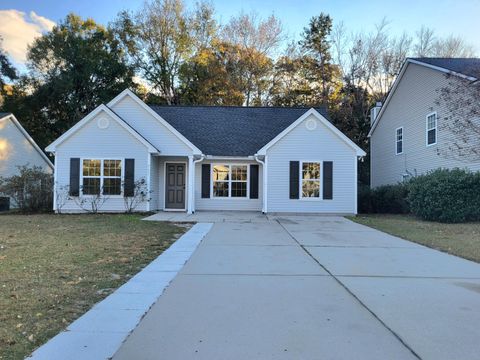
(351, 214, 480, 263)
(0, 214, 186, 360)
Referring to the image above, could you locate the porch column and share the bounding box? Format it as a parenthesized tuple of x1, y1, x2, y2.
(187, 155, 194, 214)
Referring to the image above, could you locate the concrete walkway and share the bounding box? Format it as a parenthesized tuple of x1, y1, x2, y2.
(113, 215, 480, 360)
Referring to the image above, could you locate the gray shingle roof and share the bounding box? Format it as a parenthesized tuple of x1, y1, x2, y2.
(149, 106, 330, 156)
(0, 112, 11, 119)
(410, 57, 480, 78)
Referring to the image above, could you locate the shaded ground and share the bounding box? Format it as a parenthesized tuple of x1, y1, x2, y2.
(350, 214, 480, 263)
(0, 214, 185, 360)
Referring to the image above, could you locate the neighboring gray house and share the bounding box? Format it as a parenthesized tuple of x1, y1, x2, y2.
(369, 58, 480, 187)
(0, 112, 53, 177)
(45, 89, 365, 214)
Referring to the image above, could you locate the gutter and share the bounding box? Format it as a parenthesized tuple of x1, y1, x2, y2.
(190, 155, 205, 213)
(254, 154, 267, 214)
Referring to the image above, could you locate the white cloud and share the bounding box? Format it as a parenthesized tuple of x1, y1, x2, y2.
(0, 10, 55, 64)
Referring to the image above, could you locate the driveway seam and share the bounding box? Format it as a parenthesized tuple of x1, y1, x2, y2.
(276, 219, 423, 360)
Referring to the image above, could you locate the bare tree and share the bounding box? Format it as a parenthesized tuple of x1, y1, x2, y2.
(436, 69, 480, 162)
(221, 12, 284, 105)
(414, 26, 435, 57)
(413, 26, 476, 58)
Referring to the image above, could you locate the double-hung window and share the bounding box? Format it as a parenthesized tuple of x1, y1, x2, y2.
(396, 127, 403, 155)
(212, 164, 248, 198)
(426, 112, 437, 146)
(82, 159, 122, 195)
(301, 162, 321, 198)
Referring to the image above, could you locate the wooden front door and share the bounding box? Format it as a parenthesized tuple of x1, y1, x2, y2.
(165, 163, 186, 209)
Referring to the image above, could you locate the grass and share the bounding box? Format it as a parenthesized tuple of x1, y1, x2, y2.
(0, 214, 186, 360)
(350, 214, 480, 263)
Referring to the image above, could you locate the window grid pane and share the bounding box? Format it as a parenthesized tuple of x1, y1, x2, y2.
(213, 181, 229, 197)
(302, 162, 320, 180)
(104, 160, 122, 177)
(103, 178, 121, 195)
(83, 159, 101, 176)
(302, 180, 320, 198)
(83, 178, 100, 195)
(213, 165, 229, 181)
(231, 166, 247, 181)
(231, 181, 247, 197)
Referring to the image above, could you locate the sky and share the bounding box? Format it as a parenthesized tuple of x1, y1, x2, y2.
(1, 0, 479, 71)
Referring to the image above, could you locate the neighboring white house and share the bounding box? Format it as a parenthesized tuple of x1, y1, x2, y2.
(369, 57, 480, 187)
(0, 112, 53, 178)
(45, 89, 365, 214)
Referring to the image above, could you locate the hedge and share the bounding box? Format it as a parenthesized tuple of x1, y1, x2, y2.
(408, 168, 480, 223)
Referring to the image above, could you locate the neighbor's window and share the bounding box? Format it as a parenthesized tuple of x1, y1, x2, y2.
(301, 162, 320, 198)
(82, 159, 122, 195)
(396, 127, 403, 155)
(426, 112, 437, 146)
(212, 164, 248, 198)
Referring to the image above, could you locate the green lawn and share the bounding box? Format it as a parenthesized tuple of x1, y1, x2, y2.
(0, 214, 186, 360)
(350, 214, 480, 263)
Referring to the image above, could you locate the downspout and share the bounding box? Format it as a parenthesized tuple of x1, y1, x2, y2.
(254, 155, 267, 214)
(191, 155, 205, 214)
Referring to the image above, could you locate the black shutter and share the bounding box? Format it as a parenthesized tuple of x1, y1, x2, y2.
(124, 159, 135, 197)
(289, 161, 299, 199)
(323, 161, 333, 200)
(250, 164, 259, 199)
(69, 158, 80, 196)
(201, 164, 210, 198)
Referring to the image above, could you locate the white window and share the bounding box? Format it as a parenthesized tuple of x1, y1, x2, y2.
(212, 164, 248, 198)
(301, 162, 321, 198)
(82, 159, 122, 195)
(426, 112, 437, 146)
(396, 127, 403, 155)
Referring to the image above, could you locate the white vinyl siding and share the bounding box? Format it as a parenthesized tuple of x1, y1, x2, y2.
(54, 110, 149, 212)
(266, 114, 357, 214)
(371, 63, 480, 187)
(110, 96, 193, 156)
(0, 116, 52, 177)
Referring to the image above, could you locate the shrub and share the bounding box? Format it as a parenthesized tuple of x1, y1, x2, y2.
(0, 165, 53, 212)
(358, 183, 409, 214)
(408, 168, 480, 223)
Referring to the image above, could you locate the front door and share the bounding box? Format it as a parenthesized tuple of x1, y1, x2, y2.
(165, 163, 186, 210)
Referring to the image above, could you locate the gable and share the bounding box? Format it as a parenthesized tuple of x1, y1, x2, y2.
(109, 92, 200, 156)
(0, 115, 53, 176)
(267, 113, 359, 156)
(55, 109, 151, 155)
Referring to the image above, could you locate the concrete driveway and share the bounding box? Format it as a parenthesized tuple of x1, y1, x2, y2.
(113, 215, 480, 360)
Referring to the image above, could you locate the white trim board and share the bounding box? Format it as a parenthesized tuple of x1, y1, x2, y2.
(107, 89, 203, 155)
(255, 108, 366, 157)
(0, 113, 54, 169)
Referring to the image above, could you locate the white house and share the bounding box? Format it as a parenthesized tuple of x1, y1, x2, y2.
(0, 112, 53, 177)
(369, 57, 480, 187)
(45, 89, 365, 214)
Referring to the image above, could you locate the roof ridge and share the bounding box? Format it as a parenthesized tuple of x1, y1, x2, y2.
(148, 104, 327, 109)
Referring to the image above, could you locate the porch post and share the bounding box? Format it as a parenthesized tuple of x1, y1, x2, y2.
(187, 155, 194, 214)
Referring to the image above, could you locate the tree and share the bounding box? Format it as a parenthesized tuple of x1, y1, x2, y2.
(113, 0, 193, 104)
(1, 14, 136, 150)
(413, 26, 476, 58)
(221, 12, 283, 105)
(299, 13, 335, 101)
(0, 37, 17, 103)
(436, 68, 480, 162)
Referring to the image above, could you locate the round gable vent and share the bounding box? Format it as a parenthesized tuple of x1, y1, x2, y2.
(97, 117, 110, 129)
(305, 118, 317, 131)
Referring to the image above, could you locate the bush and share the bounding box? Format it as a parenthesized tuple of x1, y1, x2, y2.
(0, 165, 53, 212)
(408, 168, 480, 223)
(359, 183, 409, 214)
